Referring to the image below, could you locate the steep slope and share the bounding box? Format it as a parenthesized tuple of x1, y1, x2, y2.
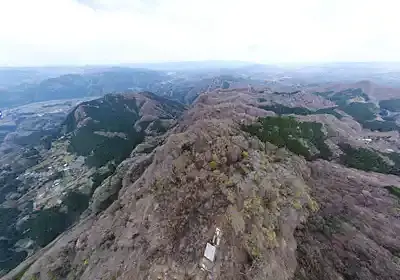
(0, 93, 184, 276)
(5, 88, 400, 280)
(6, 89, 315, 280)
(295, 160, 400, 280)
(63, 92, 184, 168)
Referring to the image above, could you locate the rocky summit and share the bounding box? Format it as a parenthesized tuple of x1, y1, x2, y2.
(3, 87, 400, 280)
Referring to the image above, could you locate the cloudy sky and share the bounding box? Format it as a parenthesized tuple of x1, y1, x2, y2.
(0, 0, 399, 66)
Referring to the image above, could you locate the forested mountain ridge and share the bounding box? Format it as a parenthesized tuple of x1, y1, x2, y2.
(2, 63, 400, 279)
(5, 86, 400, 280)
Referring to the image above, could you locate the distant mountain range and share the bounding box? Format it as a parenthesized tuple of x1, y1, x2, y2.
(0, 65, 267, 109)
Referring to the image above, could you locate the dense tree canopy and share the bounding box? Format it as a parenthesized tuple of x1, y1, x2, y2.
(243, 116, 332, 160)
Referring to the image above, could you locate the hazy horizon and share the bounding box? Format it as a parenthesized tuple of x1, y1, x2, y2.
(3, 60, 400, 69)
(1, 0, 400, 66)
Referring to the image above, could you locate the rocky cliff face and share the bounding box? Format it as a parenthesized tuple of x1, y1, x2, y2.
(4, 88, 400, 280)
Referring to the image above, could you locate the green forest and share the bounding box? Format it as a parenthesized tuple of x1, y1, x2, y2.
(339, 143, 400, 175)
(314, 88, 400, 132)
(380, 99, 400, 112)
(260, 104, 342, 119)
(65, 95, 145, 167)
(243, 116, 332, 160)
(0, 191, 90, 272)
(313, 88, 370, 106)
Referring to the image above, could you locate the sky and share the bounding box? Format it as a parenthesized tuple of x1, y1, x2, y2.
(0, 0, 399, 66)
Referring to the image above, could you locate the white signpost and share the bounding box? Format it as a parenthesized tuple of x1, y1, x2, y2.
(200, 227, 222, 273)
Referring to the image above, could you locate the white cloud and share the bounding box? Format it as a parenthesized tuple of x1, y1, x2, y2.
(0, 0, 399, 66)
